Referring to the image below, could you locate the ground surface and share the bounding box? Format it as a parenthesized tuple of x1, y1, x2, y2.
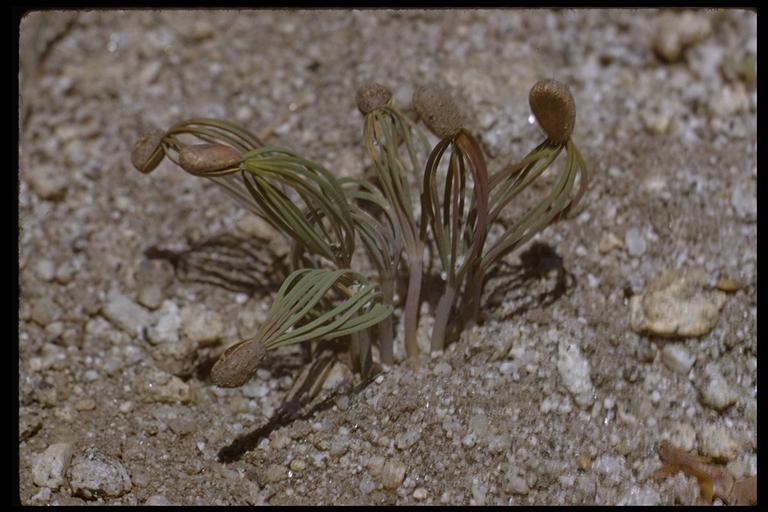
(18, 9, 756, 505)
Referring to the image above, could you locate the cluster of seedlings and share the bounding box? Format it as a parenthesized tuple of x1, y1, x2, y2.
(131, 79, 589, 389)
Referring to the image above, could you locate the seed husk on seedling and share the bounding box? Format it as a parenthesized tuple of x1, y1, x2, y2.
(131, 127, 166, 174)
(178, 143, 242, 176)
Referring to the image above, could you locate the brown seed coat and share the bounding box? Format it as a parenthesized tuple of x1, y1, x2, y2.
(131, 128, 166, 174)
(412, 84, 466, 139)
(209, 338, 267, 388)
(529, 79, 576, 144)
(356, 83, 393, 114)
(178, 144, 242, 175)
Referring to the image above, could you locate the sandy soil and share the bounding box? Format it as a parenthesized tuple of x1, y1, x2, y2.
(18, 9, 756, 505)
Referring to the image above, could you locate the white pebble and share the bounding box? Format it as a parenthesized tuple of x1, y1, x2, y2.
(661, 344, 696, 374)
(731, 183, 757, 222)
(145, 495, 173, 505)
(32, 443, 74, 489)
(624, 228, 646, 257)
(102, 291, 151, 336)
(413, 487, 428, 501)
(69, 451, 132, 499)
(700, 424, 738, 461)
(35, 259, 56, 281)
(503, 466, 529, 496)
(698, 366, 739, 411)
(557, 342, 595, 408)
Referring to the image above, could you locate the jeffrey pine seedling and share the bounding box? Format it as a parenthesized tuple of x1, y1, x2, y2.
(131, 79, 589, 389)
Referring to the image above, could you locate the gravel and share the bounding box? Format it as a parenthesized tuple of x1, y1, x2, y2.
(19, 8, 755, 506)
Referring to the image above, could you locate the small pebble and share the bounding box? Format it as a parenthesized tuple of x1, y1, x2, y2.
(395, 428, 420, 450)
(32, 442, 74, 489)
(624, 228, 646, 257)
(711, 84, 749, 118)
(102, 291, 151, 336)
(667, 422, 697, 452)
(461, 433, 477, 448)
(74, 398, 96, 411)
(698, 366, 738, 411)
(661, 344, 696, 374)
(730, 183, 757, 222)
(700, 424, 738, 461)
(366, 455, 386, 477)
(137, 368, 192, 404)
(413, 487, 428, 501)
(137, 283, 164, 310)
(653, 11, 711, 63)
(359, 476, 376, 495)
(263, 464, 287, 484)
(618, 485, 661, 506)
(180, 305, 224, 346)
(145, 495, 173, 506)
(289, 458, 307, 472)
(146, 300, 181, 345)
(30, 297, 62, 327)
(27, 165, 68, 201)
(715, 278, 745, 293)
(379, 459, 406, 490)
(557, 341, 595, 408)
(35, 259, 56, 281)
(68, 450, 132, 499)
(30, 487, 51, 502)
(503, 466, 529, 496)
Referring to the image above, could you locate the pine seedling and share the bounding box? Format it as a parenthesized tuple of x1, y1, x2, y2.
(462, 79, 589, 326)
(357, 83, 431, 360)
(131, 78, 590, 388)
(209, 268, 391, 387)
(412, 84, 490, 350)
(338, 176, 401, 364)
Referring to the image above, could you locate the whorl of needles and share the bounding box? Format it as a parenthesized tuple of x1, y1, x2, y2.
(528, 79, 576, 144)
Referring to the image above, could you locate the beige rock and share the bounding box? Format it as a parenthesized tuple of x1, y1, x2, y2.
(700, 424, 738, 461)
(137, 368, 192, 404)
(629, 267, 726, 338)
(379, 459, 407, 490)
(653, 11, 712, 63)
(598, 232, 623, 253)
